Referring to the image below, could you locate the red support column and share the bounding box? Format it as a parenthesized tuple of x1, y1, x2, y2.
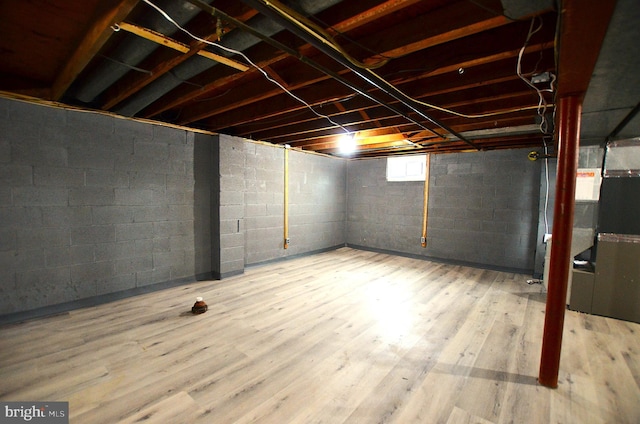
(538, 95, 582, 388)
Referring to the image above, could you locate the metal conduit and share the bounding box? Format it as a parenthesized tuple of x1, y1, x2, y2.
(421, 153, 431, 248)
(239, 0, 480, 150)
(187, 0, 441, 142)
(284, 147, 290, 249)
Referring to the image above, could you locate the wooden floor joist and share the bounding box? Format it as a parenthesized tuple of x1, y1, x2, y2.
(117, 22, 250, 72)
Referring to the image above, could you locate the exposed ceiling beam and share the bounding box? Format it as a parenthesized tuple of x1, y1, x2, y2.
(116, 22, 249, 71)
(101, 9, 259, 110)
(50, 0, 140, 101)
(556, 0, 616, 97)
(143, 0, 426, 118)
(197, 44, 552, 134)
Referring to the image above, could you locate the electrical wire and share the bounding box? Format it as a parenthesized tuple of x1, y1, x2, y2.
(236, 93, 360, 131)
(261, 0, 389, 70)
(141, 0, 351, 135)
(515, 17, 554, 135)
(307, 15, 394, 63)
(259, 0, 554, 121)
(542, 136, 550, 235)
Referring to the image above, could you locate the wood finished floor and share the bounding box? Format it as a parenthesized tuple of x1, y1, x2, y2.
(1, 247, 639, 423)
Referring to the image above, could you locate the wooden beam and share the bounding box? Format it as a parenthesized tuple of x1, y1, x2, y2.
(291, 128, 438, 150)
(375, 15, 510, 62)
(177, 13, 515, 126)
(148, 0, 493, 122)
(117, 22, 249, 72)
(240, 87, 543, 144)
(51, 0, 140, 101)
(196, 41, 551, 132)
(555, 0, 616, 97)
(101, 9, 259, 110)
(326, 0, 424, 35)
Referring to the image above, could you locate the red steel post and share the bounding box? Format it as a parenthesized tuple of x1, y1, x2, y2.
(538, 95, 582, 388)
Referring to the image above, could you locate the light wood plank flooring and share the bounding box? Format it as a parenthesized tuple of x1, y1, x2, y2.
(1, 247, 639, 423)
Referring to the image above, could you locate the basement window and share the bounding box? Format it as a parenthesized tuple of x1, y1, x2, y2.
(386, 155, 427, 181)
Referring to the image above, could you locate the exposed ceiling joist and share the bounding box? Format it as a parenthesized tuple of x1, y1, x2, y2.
(1, 0, 632, 158)
(51, 0, 140, 101)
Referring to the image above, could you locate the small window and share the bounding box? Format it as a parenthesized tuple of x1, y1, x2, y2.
(386, 155, 427, 181)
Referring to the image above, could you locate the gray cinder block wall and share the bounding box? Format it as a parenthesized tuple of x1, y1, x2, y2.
(0, 95, 554, 316)
(347, 149, 542, 272)
(0, 97, 348, 316)
(216, 134, 246, 277)
(232, 138, 347, 267)
(0, 97, 212, 315)
(287, 148, 347, 257)
(243, 140, 284, 265)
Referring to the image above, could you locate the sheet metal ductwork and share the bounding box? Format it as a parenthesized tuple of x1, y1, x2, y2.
(71, 0, 213, 104)
(111, 0, 345, 117)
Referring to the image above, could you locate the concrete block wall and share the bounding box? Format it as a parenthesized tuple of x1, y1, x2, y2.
(0, 96, 550, 314)
(236, 140, 346, 266)
(216, 134, 246, 277)
(243, 141, 284, 265)
(287, 149, 346, 257)
(347, 148, 541, 272)
(214, 136, 346, 271)
(347, 158, 424, 253)
(0, 97, 212, 315)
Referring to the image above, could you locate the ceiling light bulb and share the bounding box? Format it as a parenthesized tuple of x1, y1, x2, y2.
(339, 134, 356, 155)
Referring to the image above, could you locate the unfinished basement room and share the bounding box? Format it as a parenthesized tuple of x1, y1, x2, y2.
(1, 0, 639, 422)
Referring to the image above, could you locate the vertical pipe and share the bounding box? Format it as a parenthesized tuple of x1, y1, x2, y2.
(284, 147, 289, 249)
(421, 153, 431, 247)
(538, 95, 582, 388)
